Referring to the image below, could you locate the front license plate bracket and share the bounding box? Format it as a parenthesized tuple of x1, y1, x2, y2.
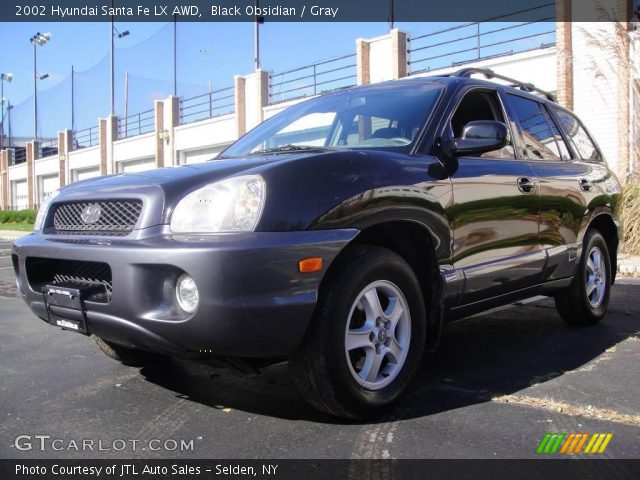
(41, 284, 102, 335)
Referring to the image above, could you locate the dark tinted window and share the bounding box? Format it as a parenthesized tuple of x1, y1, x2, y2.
(506, 94, 564, 161)
(545, 108, 571, 160)
(550, 106, 602, 162)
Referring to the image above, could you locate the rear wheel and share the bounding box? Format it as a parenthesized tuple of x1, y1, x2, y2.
(92, 335, 167, 367)
(290, 246, 427, 419)
(554, 230, 612, 326)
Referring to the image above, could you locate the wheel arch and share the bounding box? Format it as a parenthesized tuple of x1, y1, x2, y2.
(582, 212, 620, 284)
(322, 220, 445, 351)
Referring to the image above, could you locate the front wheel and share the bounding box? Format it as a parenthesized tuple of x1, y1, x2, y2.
(555, 230, 612, 326)
(290, 246, 427, 419)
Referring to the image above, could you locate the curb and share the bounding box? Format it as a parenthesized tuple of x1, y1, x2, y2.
(617, 255, 640, 277)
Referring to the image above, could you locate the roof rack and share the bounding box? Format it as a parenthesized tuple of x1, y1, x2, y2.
(450, 67, 557, 103)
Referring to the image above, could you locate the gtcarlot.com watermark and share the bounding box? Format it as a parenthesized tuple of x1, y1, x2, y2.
(13, 434, 197, 452)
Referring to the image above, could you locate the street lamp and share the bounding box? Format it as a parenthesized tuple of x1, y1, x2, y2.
(30, 32, 51, 141)
(110, 17, 130, 116)
(0, 72, 13, 150)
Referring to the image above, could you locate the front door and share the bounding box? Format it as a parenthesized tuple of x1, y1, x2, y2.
(446, 88, 544, 305)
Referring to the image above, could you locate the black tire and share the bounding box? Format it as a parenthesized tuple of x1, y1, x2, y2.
(554, 230, 612, 326)
(290, 246, 427, 419)
(92, 335, 168, 367)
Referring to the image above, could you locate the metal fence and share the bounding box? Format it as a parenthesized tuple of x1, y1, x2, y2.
(270, 54, 358, 104)
(180, 86, 235, 125)
(11, 148, 26, 165)
(118, 109, 155, 139)
(408, 3, 555, 75)
(73, 126, 99, 148)
(39, 138, 58, 158)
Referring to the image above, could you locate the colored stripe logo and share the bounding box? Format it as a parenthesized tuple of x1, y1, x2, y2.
(537, 433, 613, 454)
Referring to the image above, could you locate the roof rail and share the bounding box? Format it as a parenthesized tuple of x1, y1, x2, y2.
(451, 67, 557, 103)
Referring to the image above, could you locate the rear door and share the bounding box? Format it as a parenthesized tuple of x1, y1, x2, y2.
(445, 88, 544, 305)
(517, 100, 607, 281)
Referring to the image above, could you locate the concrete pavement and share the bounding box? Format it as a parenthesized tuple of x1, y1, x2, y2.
(0, 240, 638, 459)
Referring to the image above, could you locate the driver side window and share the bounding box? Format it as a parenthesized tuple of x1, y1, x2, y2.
(451, 90, 515, 159)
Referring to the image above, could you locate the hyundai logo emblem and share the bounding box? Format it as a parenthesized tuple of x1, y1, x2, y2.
(80, 204, 102, 224)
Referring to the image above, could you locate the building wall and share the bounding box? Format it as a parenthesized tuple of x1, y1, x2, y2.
(413, 47, 557, 93)
(571, 22, 623, 173)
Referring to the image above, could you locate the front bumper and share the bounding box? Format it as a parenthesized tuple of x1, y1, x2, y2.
(12, 228, 358, 357)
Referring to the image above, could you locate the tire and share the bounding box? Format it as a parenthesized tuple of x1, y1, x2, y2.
(92, 335, 168, 367)
(290, 246, 427, 419)
(554, 230, 612, 326)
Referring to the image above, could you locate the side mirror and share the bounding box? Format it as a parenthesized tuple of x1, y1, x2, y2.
(442, 120, 508, 157)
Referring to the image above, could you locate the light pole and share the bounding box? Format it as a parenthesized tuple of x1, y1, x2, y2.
(0, 72, 12, 150)
(254, 0, 264, 70)
(30, 32, 51, 141)
(110, 15, 130, 116)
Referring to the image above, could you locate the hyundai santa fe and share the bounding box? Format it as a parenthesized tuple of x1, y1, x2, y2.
(12, 68, 622, 419)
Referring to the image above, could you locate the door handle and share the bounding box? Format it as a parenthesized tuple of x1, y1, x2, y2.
(579, 178, 592, 192)
(517, 177, 536, 194)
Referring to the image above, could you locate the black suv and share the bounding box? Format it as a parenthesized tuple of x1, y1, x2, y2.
(12, 68, 622, 419)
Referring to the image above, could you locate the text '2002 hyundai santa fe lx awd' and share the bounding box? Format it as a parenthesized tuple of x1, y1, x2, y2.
(12, 68, 622, 419)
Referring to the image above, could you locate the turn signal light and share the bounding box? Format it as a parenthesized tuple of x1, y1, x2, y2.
(298, 257, 323, 273)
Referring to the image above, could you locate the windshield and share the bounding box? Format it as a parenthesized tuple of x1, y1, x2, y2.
(222, 82, 443, 158)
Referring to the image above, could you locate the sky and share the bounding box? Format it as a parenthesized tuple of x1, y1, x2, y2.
(0, 19, 554, 138)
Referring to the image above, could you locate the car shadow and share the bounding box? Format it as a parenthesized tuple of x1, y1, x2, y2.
(139, 282, 640, 424)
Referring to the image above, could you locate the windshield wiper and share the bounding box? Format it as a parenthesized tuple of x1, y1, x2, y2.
(250, 144, 339, 155)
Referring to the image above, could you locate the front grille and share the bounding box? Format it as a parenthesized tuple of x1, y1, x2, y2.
(49, 200, 142, 236)
(26, 257, 112, 303)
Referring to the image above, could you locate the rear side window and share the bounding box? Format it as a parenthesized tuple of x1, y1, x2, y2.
(544, 109, 572, 160)
(506, 94, 566, 161)
(550, 107, 603, 162)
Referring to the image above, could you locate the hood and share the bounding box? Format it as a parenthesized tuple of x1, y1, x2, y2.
(61, 157, 278, 194)
(54, 152, 334, 230)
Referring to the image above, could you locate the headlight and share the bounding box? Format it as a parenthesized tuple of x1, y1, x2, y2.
(170, 175, 266, 233)
(34, 190, 60, 231)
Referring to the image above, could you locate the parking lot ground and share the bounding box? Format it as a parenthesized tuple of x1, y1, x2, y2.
(0, 240, 639, 459)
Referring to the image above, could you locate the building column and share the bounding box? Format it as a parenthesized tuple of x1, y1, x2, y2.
(356, 38, 371, 85)
(99, 116, 118, 175)
(390, 29, 409, 80)
(234, 75, 247, 137)
(0, 150, 8, 210)
(357, 29, 409, 85)
(106, 115, 118, 175)
(556, 0, 573, 109)
(161, 96, 180, 167)
(154, 100, 165, 168)
(62, 129, 73, 185)
(26, 141, 37, 209)
(57, 131, 66, 188)
(235, 69, 270, 136)
(98, 118, 108, 175)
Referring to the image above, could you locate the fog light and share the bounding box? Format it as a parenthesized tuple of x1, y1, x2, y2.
(176, 274, 199, 314)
